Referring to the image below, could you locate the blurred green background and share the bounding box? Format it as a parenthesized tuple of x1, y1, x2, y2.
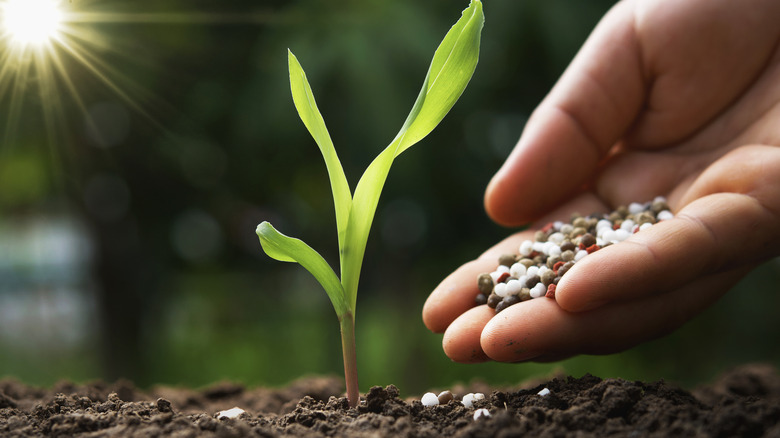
(1, 0, 778, 395)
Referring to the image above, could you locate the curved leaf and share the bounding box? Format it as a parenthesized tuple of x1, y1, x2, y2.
(340, 0, 484, 309)
(394, 0, 484, 155)
(288, 51, 353, 265)
(256, 221, 348, 316)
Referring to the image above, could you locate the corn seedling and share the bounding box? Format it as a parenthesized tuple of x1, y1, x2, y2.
(257, 0, 484, 408)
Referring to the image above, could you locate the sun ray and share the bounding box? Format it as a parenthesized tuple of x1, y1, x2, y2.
(36, 44, 69, 181)
(45, 38, 91, 141)
(0, 0, 278, 175)
(55, 33, 162, 130)
(3, 56, 31, 148)
(67, 11, 276, 25)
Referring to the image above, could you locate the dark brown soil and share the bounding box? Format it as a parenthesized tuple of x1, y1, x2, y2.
(2, 363, 780, 437)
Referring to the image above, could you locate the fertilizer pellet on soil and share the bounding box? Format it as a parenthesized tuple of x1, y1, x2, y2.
(461, 392, 485, 408)
(421, 392, 439, 407)
(476, 197, 673, 313)
(473, 408, 491, 420)
(437, 390, 454, 405)
(216, 407, 246, 420)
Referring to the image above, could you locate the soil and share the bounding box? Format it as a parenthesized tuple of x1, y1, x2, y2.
(2, 363, 779, 437)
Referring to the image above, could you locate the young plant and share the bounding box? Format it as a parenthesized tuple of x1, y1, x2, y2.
(256, 1, 484, 408)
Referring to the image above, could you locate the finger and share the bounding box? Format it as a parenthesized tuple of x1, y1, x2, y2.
(480, 267, 747, 362)
(422, 258, 502, 334)
(678, 145, 780, 220)
(422, 227, 540, 335)
(625, 0, 780, 149)
(485, 0, 645, 226)
(441, 306, 494, 363)
(556, 145, 780, 312)
(595, 150, 699, 209)
(423, 194, 607, 333)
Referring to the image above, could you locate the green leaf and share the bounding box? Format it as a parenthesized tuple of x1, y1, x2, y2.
(394, 0, 484, 155)
(288, 50, 353, 267)
(339, 0, 484, 309)
(256, 221, 348, 316)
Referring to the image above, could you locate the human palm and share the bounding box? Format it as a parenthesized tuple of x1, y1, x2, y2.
(423, 0, 780, 363)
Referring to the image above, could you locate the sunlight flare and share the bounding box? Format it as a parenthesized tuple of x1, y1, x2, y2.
(0, 1, 272, 152)
(1, 0, 64, 47)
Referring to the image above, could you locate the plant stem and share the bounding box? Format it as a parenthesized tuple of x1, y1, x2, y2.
(339, 312, 359, 408)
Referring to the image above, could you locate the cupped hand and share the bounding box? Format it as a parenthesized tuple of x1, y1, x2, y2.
(423, 0, 780, 363)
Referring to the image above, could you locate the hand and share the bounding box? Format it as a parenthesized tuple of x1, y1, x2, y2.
(423, 0, 780, 363)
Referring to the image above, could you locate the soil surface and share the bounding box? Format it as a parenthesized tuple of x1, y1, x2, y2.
(2, 363, 779, 437)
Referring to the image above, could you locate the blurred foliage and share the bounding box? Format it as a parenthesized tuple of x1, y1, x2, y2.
(1, 0, 779, 395)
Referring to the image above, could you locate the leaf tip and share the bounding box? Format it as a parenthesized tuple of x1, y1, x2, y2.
(465, 0, 485, 25)
(287, 49, 297, 68)
(256, 221, 270, 236)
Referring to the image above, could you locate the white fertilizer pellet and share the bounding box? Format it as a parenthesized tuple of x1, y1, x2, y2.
(529, 283, 546, 298)
(506, 279, 523, 295)
(510, 262, 526, 277)
(614, 228, 631, 242)
(548, 232, 565, 245)
(519, 240, 533, 256)
(461, 392, 485, 408)
(537, 388, 551, 396)
(473, 408, 491, 420)
(628, 202, 644, 215)
(657, 210, 674, 221)
(421, 392, 439, 407)
(216, 407, 245, 420)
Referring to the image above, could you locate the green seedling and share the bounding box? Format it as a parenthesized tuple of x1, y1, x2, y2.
(256, 0, 484, 408)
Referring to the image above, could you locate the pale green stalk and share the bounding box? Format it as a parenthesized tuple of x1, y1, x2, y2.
(257, 0, 484, 408)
